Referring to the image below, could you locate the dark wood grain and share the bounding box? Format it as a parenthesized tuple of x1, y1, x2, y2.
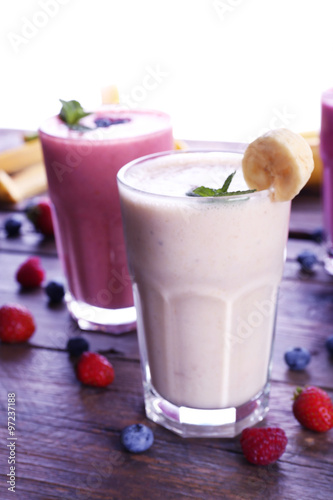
(0, 131, 333, 500)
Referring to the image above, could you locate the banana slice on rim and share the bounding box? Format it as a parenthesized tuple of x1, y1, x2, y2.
(242, 128, 314, 201)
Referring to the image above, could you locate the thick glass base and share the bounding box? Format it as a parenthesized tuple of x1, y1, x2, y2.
(144, 382, 270, 438)
(66, 292, 136, 334)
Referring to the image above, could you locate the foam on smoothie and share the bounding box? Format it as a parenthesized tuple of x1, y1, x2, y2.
(122, 151, 249, 196)
(40, 107, 172, 141)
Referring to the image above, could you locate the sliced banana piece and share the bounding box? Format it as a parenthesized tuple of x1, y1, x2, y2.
(101, 85, 120, 105)
(242, 128, 314, 201)
(0, 163, 47, 203)
(0, 138, 42, 174)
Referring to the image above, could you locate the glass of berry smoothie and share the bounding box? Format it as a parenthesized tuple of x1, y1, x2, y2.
(321, 88, 333, 274)
(39, 102, 173, 333)
(117, 147, 291, 437)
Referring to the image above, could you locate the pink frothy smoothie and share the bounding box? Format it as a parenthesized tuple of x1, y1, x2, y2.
(39, 106, 173, 330)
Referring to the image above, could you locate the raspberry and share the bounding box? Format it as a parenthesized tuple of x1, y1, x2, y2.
(0, 304, 36, 343)
(26, 197, 54, 237)
(293, 386, 333, 432)
(76, 352, 115, 387)
(240, 427, 288, 465)
(16, 256, 45, 288)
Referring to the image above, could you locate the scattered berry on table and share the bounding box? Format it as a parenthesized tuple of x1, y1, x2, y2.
(4, 216, 22, 237)
(26, 197, 54, 237)
(292, 386, 333, 432)
(120, 424, 154, 453)
(67, 337, 90, 357)
(76, 352, 115, 387)
(240, 427, 288, 465)
(0, 304, 36, 343)
(45, 280, 65, 303)
(311, 228, 325, 244)
(296, 250, 318, 273)
(16, 256, 45, 288)
(325, 335, 333, 355)
(284, 347, 311, 371)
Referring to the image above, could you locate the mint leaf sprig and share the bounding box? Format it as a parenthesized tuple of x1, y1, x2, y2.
(59, 99, 92, 131)
(187, 171, 256, 197)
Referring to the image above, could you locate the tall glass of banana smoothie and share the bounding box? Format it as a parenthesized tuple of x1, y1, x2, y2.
(39, 102, 173, 333)
(117, 131, 313, 438)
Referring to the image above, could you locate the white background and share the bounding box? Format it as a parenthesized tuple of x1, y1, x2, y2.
(1, 0, 333, 142)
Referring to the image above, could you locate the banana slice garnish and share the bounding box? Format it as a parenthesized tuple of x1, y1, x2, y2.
(242, 128, 314, 201)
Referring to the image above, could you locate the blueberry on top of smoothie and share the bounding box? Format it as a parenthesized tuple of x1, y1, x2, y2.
(94, 117, 131, 128)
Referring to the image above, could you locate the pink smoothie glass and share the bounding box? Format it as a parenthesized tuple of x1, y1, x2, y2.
(39, 106, 173, 333)
(321, 89, 333, 274)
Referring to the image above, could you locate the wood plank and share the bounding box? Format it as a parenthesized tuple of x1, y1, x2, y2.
(0, 348, 332, 500)
(2, 238, 333, 361)
(0, 210, 57, 256)
(0, 251, 139, 357)
(1, 129, 332, 500)
(290, 195, 323, 232)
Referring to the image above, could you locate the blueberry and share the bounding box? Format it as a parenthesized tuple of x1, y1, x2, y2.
(67, 337, 90, 357)
(4, 216, 22, 237)
(284, 347, 311, 370)
(94, 117, 131, 128)
(325, 335, 333, 355)
(120, 424, 154, 453)
(311, 228, 325, 244)
(94, 117, 113, 127)
(45, 280, 65, 303)
(297, 250, 318, 273)
(110, 118, 131, 125)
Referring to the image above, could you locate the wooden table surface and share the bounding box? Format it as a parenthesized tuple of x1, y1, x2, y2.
(0, 133, 333, 500)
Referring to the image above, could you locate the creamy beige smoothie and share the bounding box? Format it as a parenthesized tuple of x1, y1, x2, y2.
(118, 149, 291, 436)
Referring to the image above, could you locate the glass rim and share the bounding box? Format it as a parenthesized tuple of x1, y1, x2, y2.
(117, 147, 271, 202)
(38, 107, 172, 143)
